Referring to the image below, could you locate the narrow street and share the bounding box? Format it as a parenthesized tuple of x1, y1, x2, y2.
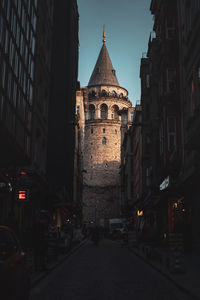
(30, 239, 191, 300)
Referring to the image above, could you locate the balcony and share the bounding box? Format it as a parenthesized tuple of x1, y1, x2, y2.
(88, 90, 131, 104)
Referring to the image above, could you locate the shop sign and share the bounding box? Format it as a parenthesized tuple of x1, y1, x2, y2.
(137, 210, 143, 216)
(16, 189, 29, 201)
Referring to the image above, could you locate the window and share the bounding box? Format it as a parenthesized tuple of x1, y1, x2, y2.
(197, 66, 200, 81)
(89, 104, 95, 120)
(6, 0, 10, 21)
(115, 129, 117, 134)
(102, 137, 106, 145)
(103, 128, 105, 133)
(101, 104, 108, 119)
(112, 90, 117, 97)
(76, 105, 79, 114)
(101, 89, 107, 97)
(167, 68, 176, 93)
(0, 95, 4, 120)
(91, 90, 96, 97)
(165, 17, 175, 39)
(0, 16, 4, 44)
(167, 117, 176, 152)
(4, 30, 9, 54)
(2, 61, 6, 88)
(130, 112, 134, 121)
(13, 81, 17, 107)
(91, 128, 93, 134)
(146, 74, 150, 88)
(111, 105, 119, 120)
(112, 69, 116, 76)
(160, 124, 164, 154)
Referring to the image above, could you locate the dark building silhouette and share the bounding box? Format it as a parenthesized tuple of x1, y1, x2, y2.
(138, 0, 183, 245)
(0, 0, 79, 231)
(0, 0, 54, 227)
(137, 0, 200, 252)
(178, 0, 200, 251)
(46, 0, 79, 218)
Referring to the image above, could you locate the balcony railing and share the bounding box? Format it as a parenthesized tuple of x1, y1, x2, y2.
(88, 91, 130, 102)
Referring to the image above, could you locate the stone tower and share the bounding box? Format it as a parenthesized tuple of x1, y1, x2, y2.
(81, 27, 132, 224)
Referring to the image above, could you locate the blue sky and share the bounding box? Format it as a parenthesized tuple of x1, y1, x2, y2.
(77, 0, 153, 105)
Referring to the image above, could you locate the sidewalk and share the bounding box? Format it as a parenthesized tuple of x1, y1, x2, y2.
(27, 239, 87, 287)
(128, 242, 200, 300)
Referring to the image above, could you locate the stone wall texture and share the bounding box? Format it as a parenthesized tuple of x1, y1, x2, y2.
(82, 93, 131, 223)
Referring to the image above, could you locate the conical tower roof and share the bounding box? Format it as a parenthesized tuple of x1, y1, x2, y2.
(88, 27, 119, 87)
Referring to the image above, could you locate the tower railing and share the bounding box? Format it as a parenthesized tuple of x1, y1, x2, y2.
(88, 91, 130, 102)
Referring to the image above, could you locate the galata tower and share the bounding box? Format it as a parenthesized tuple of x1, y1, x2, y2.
(81, 27, 132, 224)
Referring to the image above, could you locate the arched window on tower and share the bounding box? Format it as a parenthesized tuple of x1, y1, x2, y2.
(102, 137, 106, 145)
(101, 89, 107, 97)
(101, 104, 108, 119)
(112, 90, 117, 97)
(89, 104, 95, 120)
(111, 105, 119, 120)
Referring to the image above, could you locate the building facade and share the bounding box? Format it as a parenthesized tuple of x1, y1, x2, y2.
(120, 104, 142, 220)
(78, 30, 133, 224)
(137, 0, 184, 245)
(178, 0, 200, 251)
(0, 0, 54, 228)
(137, 0, 200, 251)
(46, 0, 79, 224)
(0, 0, 79, 233)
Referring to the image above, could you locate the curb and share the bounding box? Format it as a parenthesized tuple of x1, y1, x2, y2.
(128, 246, 200, 300)
(31, 239, 88, 288)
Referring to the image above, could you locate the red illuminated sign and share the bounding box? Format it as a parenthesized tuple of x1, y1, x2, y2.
(20, 171, 27, 175)
(17, 189, 29, 201)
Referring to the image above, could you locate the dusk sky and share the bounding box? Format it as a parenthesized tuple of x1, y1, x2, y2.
(77, 0, 154, 105)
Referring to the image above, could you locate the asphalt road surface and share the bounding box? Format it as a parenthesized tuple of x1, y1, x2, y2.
(30, 239, 191, 300)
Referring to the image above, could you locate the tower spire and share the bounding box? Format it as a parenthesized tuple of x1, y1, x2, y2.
(103, 24, 106, 44)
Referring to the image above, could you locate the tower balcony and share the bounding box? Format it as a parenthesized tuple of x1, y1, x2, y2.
(85, 119, 121, 125)
(88, 90, 131, 105)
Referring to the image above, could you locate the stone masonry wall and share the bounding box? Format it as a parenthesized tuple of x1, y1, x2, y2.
(82, 93, 131, 223)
